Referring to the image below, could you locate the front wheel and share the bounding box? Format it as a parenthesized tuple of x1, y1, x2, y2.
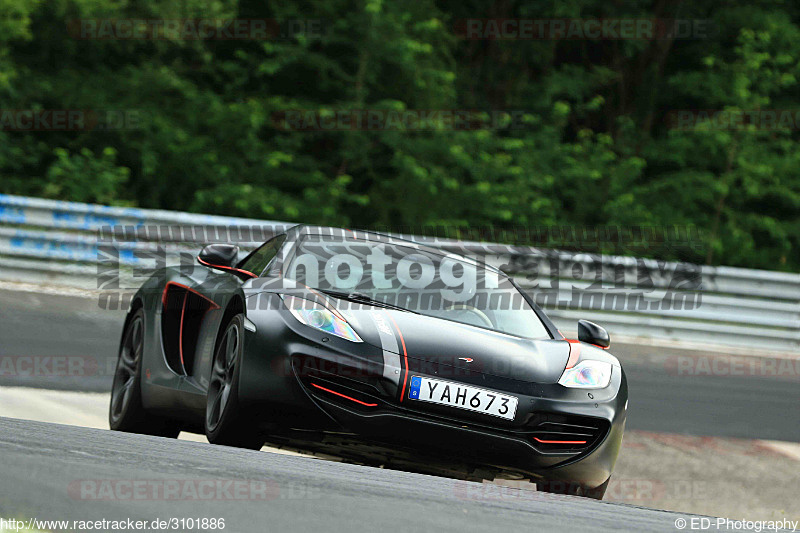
(109, 308, 179, 438)
(205, 314, 263, 450)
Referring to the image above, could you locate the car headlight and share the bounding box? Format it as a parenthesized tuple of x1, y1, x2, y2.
(558, 360, 612, 389)
(281, 295, 362, 342)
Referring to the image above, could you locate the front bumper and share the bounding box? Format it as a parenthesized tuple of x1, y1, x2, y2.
(239, 306, 627, 488)
(299, 366, 626, 488)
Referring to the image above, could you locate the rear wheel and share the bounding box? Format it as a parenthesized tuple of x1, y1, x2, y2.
(109, 308, 179, 437)
(205, 314, 263, 450)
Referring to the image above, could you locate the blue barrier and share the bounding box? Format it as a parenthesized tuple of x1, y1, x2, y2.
(0, 193, 797, 352)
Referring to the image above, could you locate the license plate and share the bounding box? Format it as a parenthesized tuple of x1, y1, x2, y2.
(407, 376, 518, 420)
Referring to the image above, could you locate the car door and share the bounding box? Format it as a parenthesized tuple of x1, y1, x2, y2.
(181, 235, 287, 400)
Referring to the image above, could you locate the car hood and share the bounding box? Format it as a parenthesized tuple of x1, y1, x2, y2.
(343, 307, 570, 384)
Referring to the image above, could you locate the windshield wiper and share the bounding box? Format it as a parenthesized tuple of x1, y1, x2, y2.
(315, 289, 418, 314)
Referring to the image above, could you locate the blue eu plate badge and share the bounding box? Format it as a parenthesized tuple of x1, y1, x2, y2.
(409, 376, 422, 399)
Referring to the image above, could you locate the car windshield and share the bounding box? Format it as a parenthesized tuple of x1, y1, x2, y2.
(282, 234, 551, 339)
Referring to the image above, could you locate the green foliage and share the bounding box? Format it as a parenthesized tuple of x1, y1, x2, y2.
(0, 0, 798, 270)
(44, 147, 130, 205)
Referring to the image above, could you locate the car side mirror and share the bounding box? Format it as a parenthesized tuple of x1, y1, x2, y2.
(198, 243, 239, 269)
(577, 319, 610, 348)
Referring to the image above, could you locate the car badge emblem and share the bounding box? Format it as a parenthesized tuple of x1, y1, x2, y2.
(458, 357, 474, 363)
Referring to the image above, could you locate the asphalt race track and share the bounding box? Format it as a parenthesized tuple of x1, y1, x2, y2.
(1, 286, 799, 529)
(2, 286, 799, 441)
(0, 417, 757, 533)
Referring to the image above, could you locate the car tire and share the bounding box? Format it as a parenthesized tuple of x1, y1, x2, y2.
(109, 308, 180, 438)
(537, 477, 610, 500)
(205, 313, 263, 450)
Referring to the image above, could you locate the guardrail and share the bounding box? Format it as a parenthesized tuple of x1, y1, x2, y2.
(1, 193, 798, 353)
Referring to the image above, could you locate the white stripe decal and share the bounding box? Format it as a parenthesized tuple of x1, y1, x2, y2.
(369, 310, 402, 385)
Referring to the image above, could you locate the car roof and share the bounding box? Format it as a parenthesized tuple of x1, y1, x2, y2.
(284, 224, 506, 276)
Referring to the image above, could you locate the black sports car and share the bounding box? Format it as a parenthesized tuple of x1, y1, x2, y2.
(110, 225, 627, 499)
